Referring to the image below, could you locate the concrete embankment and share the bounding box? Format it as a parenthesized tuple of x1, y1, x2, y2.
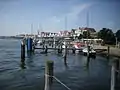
(94, 45, 120, 58)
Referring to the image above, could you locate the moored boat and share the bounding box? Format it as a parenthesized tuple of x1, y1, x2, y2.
(82, 46, 96, 56)
(73, 42, 85, 53)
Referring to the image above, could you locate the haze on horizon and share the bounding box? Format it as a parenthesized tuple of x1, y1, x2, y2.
(0, 0, 120, 36)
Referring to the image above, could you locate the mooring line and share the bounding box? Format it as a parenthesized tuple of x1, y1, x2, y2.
(45, 74, 72, 90)
(115, 69, 120, 73)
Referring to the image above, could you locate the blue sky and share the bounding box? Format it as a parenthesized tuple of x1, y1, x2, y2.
(0, 0, 120, 36)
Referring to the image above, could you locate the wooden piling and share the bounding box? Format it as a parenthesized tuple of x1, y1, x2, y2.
(21, 40, 25, 60)
(45, 45, 48, 53)
(27, 38, 33, 52)
(52, 44, 53, 48)
(87, 46, 90, 58)
(72, 47, 76, 54)
(20, 59, 26, 69)
(63, 46, 67, 63)
(110, 60, 116, 90)
(115, 59, 119, 71)
(58, 45, 62, 53)
(43, 45, 45, 50)
(107, 46, 110, 57)
(115, 59, 119, 79)
(60, 45, 62, 53)
(44, 60, 54, 90)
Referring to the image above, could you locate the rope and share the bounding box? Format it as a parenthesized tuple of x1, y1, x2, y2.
(53, 76, 72, 90)
(115, 69, 120, 73)
(45, 74, 72, 90)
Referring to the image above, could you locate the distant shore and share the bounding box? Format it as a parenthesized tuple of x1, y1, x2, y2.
(0, 36, 23, 39)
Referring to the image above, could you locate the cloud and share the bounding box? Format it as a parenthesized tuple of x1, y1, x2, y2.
(42, 3, 92, 32)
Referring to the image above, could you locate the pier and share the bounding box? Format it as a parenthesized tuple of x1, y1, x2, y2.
(19, 37, 120, 90)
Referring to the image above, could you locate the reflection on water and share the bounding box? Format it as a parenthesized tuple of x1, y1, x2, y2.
(0, 39, 120, 90)
(20, 59, 26, 69)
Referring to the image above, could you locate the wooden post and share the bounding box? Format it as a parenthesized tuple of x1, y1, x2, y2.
(63, 45, 67, 62)
(60, 45, 62, 53)
(115, 59, 119, 71)
(53, 37, 56, 49)
(72, 47, 76, 54)
(44, 60, 54, 90)
(43, 44, 45, 51)
(115, 59, 119, 79)
(58, 46, 60, 53)
(87, 46, 90, 58)
(86, 56, 90, 68)
(27, 38, 33, 52)
(20, 59, 26, 69)
(111, 60, 116, 90)
(21, 40, 25, 60)
(107, 46, 110, 57)
(58, 45, 62, 53)
(55, 44, 56, 50)
(52, 44, 53, 48)
(32, 43, 35, 52)
(45, 45, 48, 53)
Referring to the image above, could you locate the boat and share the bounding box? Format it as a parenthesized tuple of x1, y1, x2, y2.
(73, 42, 85, 53)
(37, 40, 43, 45)
(82, 46, 96, 56)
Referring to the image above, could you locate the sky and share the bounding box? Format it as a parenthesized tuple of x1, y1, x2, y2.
(0, 0, 120, 36)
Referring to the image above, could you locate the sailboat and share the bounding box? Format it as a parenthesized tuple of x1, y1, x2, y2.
(82, 11, 96, 56)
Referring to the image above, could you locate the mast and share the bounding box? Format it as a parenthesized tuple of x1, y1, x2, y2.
(38, 24, 43, 36)
(87, 11, 89, 29)
(65, 16, 67, 31)
(86, 11, 89, 45)
(87, 11, 89, 41)
(31, 24, 33, 35)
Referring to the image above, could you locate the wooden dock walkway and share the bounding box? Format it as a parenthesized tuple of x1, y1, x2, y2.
(34, 47, 107, 52)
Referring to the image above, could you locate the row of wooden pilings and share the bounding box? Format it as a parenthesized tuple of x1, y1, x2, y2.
(21, 38, 33, 60)
(21, 38, 76, 62)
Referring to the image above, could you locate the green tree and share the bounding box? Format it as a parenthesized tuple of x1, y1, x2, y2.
(116, 30, 120, 42)
(71, 29, 76, 34)
(78, 34, 83, 39)
(98, 28, 115, 44)
(83, 31, 90, 39)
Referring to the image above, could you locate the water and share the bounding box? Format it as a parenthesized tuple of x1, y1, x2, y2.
(0, 39, 120, 90)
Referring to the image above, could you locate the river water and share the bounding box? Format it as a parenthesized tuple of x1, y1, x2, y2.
(0, 39, 120, 90)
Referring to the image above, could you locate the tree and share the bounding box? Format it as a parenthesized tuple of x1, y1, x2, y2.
(71, 29, 76, 34)
(116, 30, 120, 42)
(98, 28, 115, 44)
(78, 34, 83, 39)
(83, 31, 90, 39)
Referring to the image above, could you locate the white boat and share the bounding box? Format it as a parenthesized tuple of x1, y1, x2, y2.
(82, 46, 96, 56)
(37, 40, 42, 44)
(73, 42, 85, 53)
(62, 41, 66, 49)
